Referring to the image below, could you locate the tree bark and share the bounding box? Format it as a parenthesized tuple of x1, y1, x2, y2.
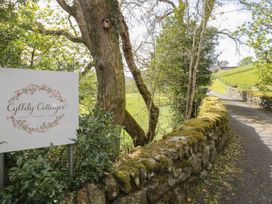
(118, 12, 159, 143)
(185, 0, 215, 120)
(56, 0, 160, 147)
(74, 0, 126, 124)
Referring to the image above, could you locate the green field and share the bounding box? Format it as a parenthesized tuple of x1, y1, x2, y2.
(211, 64, 272, 96)
(213, 65, 259, 89)
(210, 79, 227, 94)
(121, 93, 172, 150)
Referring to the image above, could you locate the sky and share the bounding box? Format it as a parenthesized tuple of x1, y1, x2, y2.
(210, 1, 254, 66)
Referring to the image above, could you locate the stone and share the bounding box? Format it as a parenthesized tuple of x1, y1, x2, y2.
(77, 189, 87, 204)
(178, 148, 184, 159)
(169, 149, 179, 160)
(183, 145, 190, 158)
(139, 168, 147, 183)
(200, 170, 208, 178)
(210, 148, 217, 163)
(193, 143, 198, 153)
(202, 145, 210, 168)
(113, 190, 147, 204)
(104, 174, 120, 200)
(167, 171, 190, 187)
(182, 166, 192, 174)
(179, 172, 190, 182)
(207, 162, 213, 170)
(190, 154, 201, 174)
(147, 181, 169, 202)
(168, 176, 177, 187)
(133, 176, 140, 188)
(73, 96, 231, 204)
(86, 183, 105, 204)
(147, 172, 155, 179)
(172, 167, 182, 178)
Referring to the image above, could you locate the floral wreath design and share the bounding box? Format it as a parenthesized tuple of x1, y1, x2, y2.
(7, 84, 66, 134)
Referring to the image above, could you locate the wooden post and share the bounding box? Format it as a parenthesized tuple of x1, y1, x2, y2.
(0, 153, 4, 189)
(68, 145, 73, 176)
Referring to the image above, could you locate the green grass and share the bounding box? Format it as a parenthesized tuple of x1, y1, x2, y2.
(214, 65, 259, 89)
(211, 64, 272, 96)
(210, 79, 227, 94)
(120, 93, 172, 150)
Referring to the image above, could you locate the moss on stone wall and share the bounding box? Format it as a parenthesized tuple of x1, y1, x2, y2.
(76, 97, 231, 204)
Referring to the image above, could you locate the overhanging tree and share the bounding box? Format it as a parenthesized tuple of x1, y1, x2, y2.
(238, 0, 272, 88)
(52, 0, 159, 146)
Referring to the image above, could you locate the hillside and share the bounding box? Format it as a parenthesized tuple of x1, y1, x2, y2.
(213, 65, 259, 89)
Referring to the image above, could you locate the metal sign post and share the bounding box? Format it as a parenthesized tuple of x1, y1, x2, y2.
(0, 153, 4, 189)
(68, 144, 74, 176)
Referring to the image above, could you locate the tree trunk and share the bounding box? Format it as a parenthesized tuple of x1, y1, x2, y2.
(56, 0, 159, 147)
(118, 12, 159, 144)
(75, 0, 126, 124)
(185, 0, 215, 120)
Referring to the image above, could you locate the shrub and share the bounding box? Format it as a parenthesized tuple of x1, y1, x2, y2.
(1, 154, 66, 203)
(74, 110, 120, 186)
(0, 110, 120, 203)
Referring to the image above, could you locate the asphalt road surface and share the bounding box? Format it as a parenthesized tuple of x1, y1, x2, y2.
(210, 92, 272, 204)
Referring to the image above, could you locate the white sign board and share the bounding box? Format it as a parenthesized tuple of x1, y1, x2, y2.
(0, 68, 79, 153)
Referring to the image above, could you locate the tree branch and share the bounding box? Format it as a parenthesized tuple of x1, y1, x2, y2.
(124, 110, 148, 146)
(36, 22, 85, 44)
(217, 29, 243, 53)
(155, 10, 174, 22)
(68, 15, 78, 36)
(119, 12, 159, 143)
(56, 0, 76, 17)
(157, 0, 176, 9)
(81, 62, 94, 76)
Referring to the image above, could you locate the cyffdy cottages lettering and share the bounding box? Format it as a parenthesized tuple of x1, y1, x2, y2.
(7, 102, 66, 116)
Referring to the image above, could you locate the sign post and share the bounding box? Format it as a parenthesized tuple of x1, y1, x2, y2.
(0, 153, 4, 189)
(68, 144, 73, 176)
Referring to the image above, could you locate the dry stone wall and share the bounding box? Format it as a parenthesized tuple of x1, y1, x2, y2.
(227, 87, 272, 112)
(76, 97, 231, 204)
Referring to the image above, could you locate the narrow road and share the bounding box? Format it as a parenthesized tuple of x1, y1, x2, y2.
(210, 92, 272, 204)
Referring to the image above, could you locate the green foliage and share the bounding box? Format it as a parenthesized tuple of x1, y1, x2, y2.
(0, 1, 90, 71)
(0, 1, 24, 67)
(2, 154, 66, 204)
(79, 71, 97, 114)
(255, 62, 272, 90)
(238, 0, 271, 87)
(239, 56, 253, 66)
(0, 1, 97, 113)
(238, 0, 271, 62)
(74, 110, 120, 185)
(147, 13, 218, 126)
(1, 111, 120, 203)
